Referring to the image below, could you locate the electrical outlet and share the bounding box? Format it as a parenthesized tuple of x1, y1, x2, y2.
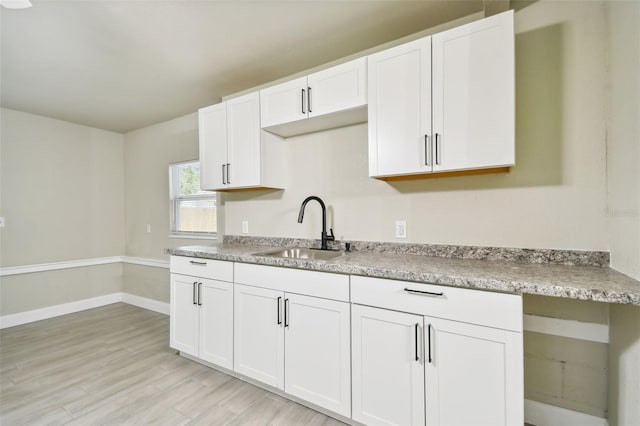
(146, 224, 151, 233)
(395, 220, 407, 239)
(241, 220, 249, 234)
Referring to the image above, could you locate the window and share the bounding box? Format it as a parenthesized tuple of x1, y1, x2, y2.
(169, 161, 216, 237)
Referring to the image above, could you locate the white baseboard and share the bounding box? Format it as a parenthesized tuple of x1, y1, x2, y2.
(0, 293, 123, 329)
(525, 399, 608, 426)
(0, 255, 169, 277)
(122, 293, 170, 315)
(0, 292, 169, 329)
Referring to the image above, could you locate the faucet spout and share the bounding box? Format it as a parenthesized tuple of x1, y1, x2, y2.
(297, 196, 335, 250)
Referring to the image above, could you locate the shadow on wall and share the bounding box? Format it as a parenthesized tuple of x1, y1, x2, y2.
(390, 22, 565, 194)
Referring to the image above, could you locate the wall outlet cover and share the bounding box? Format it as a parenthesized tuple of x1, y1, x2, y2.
(395, 220, 407, 239)
(242, 221, 249, 234)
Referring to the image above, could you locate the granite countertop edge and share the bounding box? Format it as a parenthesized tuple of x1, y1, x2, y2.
(170, 245, 640, 306)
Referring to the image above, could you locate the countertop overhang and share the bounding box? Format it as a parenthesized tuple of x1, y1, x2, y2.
(170, 241, 640, 306)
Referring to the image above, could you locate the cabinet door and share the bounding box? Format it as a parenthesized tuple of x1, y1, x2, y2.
(432, 11, 515, 172)
(368, 37, 432, 177)
(307, 57, 367, 118)
(260, 76, 308, 128)
(352, 304, 425, 426)
(233, 284, 284, 389)
(425, 316, 523, 426)
(169, 274, 199, 357)
(226, 92, 261, 189)
(198, 103, 228, 190)
(284, 294, 351, 417)
(198, 278, 234, 370)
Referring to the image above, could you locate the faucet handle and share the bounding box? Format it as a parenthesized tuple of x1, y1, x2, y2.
(327, 228, 335, 241)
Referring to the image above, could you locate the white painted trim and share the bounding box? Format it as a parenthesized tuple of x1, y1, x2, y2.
(0, 292, 169, 329)
(121, 256, 169, 269)
(0, 256, 122, 277)
(523, 314, 609, 344)
(0, 256, 170, 277)
(0, 293, 123, 329)
(122, 293, 170, 315)
(524, 399, 608, 426)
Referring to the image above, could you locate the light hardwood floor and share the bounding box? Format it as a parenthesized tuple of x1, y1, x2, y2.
(0, 303, 346, 425)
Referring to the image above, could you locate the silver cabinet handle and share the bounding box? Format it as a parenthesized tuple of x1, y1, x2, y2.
(197, 282, 202, 306)
(192, 282, 197, 305)
(226, 163, 230, 184)
(403, 288, 444, 297)
(424, 134, 430, 166)
(307, 86, 312, 113)
(435, 133, 441, 165)
(222, 164, 226, 185)
(189, 260, 207, 266)
(414, 323, 420, 362)
(301, 88, 306, 114)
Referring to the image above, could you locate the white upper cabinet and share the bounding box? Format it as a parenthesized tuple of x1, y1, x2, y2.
(432, 11, 515, 173)
(368, 37, 432, 177)
(198, 103, 227, 190)
(260, 57, 367, 137)
(368, 10, 515, 179)
(199, 91, 283, 191)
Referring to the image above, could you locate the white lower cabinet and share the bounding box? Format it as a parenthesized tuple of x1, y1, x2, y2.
(352, 304, 425, 426)
(424, 317, 522, 426)
(170, 275, 234, 370)
(351, 275, 523, 426)
(233, 263, 352, 418)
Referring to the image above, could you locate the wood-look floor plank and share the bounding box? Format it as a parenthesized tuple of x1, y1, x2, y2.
(0, 303, 347, 425)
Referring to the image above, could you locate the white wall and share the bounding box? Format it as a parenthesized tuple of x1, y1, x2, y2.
(224, 1, 610, 252)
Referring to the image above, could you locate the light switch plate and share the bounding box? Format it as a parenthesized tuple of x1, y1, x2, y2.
(395, 220, 407, 239)
(242, 220, 249, 234)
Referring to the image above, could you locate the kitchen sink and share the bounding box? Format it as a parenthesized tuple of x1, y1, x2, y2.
(254, 247, 344, 261)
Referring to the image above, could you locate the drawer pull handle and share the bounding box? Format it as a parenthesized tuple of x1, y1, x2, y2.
(284, 298, 290, 328)
(189, 261, 207, 266)
(403, 288, 444, 297)
(277, 296, 282, 325)
(197, 282, 202, 306)
(192, 282, 197, 305)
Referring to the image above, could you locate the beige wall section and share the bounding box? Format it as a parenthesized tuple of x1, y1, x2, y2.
(0, 108, 125, 266)
(122, 263, 170, 304)
(605, 0, 640, 282)
(224, 1, 609, 252)
(0, 264, 122, 316)
(123, 112, 216, 260)
(525, 331, 608, 418)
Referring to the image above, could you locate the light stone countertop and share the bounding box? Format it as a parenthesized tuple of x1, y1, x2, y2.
(170, 242, 640, 306)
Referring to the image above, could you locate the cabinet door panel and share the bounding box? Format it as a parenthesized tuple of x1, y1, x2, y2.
(284, 294, 351, 417)
(233, 284, 284, 389)
(352, 304, 425, 426)
(368, 37, 431, 177)
(432, 11, 514, 172)
(227, 92, 261, 188)
(169, 274, 199, 357)
(308, 57, 367, 118)
(425, 317, 523, 426)
(198, 104, 227, 190)
(199, 278, 234, 370)
(260, 77, 308, 128)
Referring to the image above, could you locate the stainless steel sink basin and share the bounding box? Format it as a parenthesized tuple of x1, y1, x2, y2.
(254, 247, 344, 261)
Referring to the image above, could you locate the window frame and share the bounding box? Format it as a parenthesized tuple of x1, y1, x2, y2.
(168, 160, 217, 239)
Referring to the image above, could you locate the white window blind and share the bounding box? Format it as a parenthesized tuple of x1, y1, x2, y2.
(169, 161, 216, 237)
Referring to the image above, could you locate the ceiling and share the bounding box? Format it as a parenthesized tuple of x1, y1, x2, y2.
(1, 0, 486, 133)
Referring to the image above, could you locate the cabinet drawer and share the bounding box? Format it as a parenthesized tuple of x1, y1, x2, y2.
(170, 255, 233, 282)
(234, 263, 349, 302)
(351, 276, 521, 332)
